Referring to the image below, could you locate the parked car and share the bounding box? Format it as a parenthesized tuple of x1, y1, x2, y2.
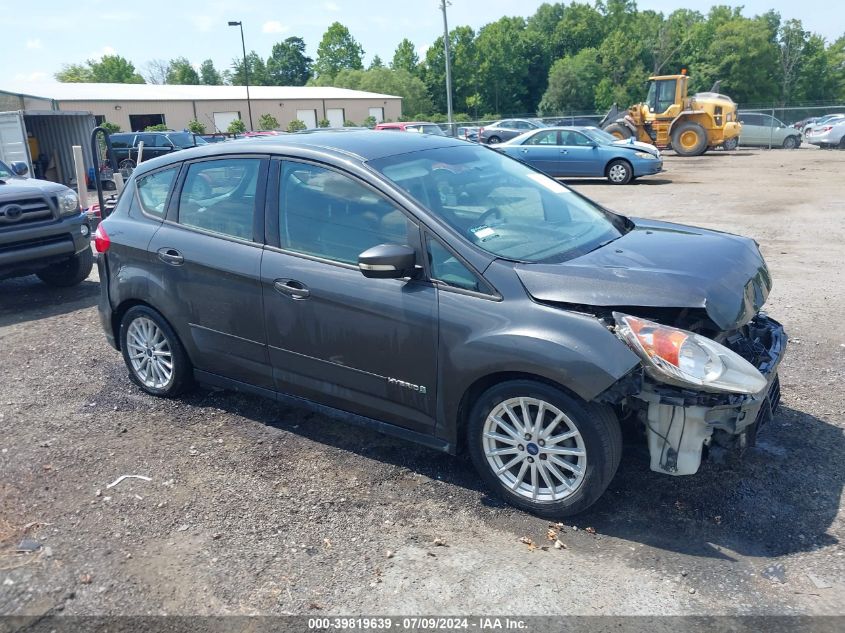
(479, 119, 548, 144)
(545, 116, 601, 127)
(497, 126, 662, 184)
(200, 134, 232, 143)
(94, 131, 786, 517)
(733, 112, 801, 149)
(108, 132, 208, 169)
(0, 159, 93, 286)
(805, 118, 845, 149)
(802, 113, 845, 137)
(374, 122, 447, 136)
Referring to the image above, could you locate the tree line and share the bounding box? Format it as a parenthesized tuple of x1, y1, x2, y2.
(56, 1, 845, 119)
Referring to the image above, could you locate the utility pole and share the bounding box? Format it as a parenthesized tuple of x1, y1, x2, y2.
(439, 1, 454, 129)
(228, 20, 254, 131)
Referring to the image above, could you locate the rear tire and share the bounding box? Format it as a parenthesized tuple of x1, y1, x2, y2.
(36, 247, 93, 287)
(604, 123, 633, 140)
(671, 121, 708, 156)
(467, 380, 622, 518)
(838, 136, 845, 150)
(722, 137, 739, 151)
(606, 159, 633, 185)
(119, 306, 193, 397)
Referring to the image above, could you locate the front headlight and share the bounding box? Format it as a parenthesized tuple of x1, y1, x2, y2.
(613, 312, 767, 394)
(634, 152, 657, 159)
(58, 190, 80, 216)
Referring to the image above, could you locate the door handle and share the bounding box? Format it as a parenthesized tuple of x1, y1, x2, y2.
(560, 150, 568, 154)
(157, 247, 184, 265)
(273, 278, 310, 300)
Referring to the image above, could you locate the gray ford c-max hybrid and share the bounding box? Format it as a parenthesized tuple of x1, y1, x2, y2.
(95, 130, 786, 517)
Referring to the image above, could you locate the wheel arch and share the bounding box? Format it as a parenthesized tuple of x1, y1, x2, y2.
(111, 298, 177, 352)
(605, 156, 633, 177)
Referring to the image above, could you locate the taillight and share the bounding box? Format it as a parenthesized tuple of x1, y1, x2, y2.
(94, 225, 110, 253)
(821, 126, 833, 132)
(479, 127, 484, 134)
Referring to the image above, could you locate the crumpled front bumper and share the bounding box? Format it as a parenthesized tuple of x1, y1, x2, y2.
(633, 314, 787, 475)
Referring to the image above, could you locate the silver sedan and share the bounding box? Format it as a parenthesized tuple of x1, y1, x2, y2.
(805, 119, 845, 149)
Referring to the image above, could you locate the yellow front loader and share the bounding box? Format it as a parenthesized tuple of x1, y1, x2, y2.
(600, 72, 741, 156)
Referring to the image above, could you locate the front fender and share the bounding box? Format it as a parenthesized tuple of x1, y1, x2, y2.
(435, 290, 641, 447)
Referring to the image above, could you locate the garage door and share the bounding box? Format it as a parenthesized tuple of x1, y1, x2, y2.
(213, 111, 240, 133)
(368, 107, 384, 123)
(327, 108, 345, 128)
(296, 109, 317, 129)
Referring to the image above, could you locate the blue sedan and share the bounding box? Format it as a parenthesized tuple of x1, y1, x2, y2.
(497, 127, 663, 185)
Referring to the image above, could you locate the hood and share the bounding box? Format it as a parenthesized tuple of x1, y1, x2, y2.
(515, 219, 771, 331)
(610, 138, 659, 155)
(0, 177, 70, 197)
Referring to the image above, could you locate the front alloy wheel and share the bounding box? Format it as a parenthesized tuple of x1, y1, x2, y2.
(468, 380, 622, 517)
(482, 397, 587, 502)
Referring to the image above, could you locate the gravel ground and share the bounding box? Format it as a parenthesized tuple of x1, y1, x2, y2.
(0, 147, 843, 617)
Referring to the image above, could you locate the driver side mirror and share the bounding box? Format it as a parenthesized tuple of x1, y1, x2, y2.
(358, 244, 417, 279)
(10, 161, 28, 176)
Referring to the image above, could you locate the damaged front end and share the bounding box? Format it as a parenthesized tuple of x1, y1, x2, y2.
(613, 313, 786, 476)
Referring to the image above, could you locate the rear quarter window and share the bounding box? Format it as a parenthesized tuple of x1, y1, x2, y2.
(136, 167, 178, 218)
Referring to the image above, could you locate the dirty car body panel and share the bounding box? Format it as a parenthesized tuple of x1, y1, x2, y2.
(96, 130, 787, 515)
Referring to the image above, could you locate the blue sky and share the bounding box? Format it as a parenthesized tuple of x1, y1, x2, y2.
(5, 0, 843, 89)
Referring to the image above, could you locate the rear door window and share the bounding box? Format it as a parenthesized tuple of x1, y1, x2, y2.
(177, 158, 261, 240)
(136, 167, 178, 218)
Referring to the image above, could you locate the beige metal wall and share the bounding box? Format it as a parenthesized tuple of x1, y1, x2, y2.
(56, 97, 402, 131)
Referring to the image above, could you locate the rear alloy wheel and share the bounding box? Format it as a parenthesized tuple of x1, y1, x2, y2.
(838, 136, 845, 150)
(120, 306, 192, 397)
(722, 137, 739, 151)
(36, 247, 93, 287)
(468, 380, 622, 517)
(487, 135, 501, 145)
(604, 123, 633, 140)
(782, 136, 799, 150)
(606, 159, 633, 185)
(671, 121, 708, 156)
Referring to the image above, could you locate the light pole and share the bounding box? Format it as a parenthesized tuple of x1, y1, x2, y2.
(228, 20, 254, 131)
(439, 1, 454, 129)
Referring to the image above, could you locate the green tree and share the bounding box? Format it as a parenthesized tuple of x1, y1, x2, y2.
(538, 47, 601, 114)
(314, 22, 364, 78)
(777, 19, 809, 104)
(474, 17, 540, 114)
(391, 38, 419, 74)
(199, 59, 223, 85)
(56, 54, 145, 83)
(422, 26, 478, 114)
(230, 51, 269, 86)
(287, 119, 307, 132)
(187, 119, 206, 134)
(266, 37, 312, 86)
(90, 55, 145, 83)
(145, 123, 169, 132)
(369, 55, 384, 70)
(227, 119, 247, 134)
(318, 118, 330, 127)
(55, 64, 93, 82)
(362, 115, 377, 127)
(554, 2, 607, 57)
(166, 57, 199, 85)
(594, 29, 649, 109)
(258, 113, 280, 130)
(100, 121, 121, 134)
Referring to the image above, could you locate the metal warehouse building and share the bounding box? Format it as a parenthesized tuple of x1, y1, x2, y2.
(0, 84, 403, 132)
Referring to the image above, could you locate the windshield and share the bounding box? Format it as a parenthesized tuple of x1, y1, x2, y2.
(580, 127, 618, 145)
(168, 132, 206, 147)
(0, 160, 13, 179)
(368, 145, 624, 263)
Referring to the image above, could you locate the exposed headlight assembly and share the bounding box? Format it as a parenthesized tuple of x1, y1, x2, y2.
(634, 151, 657, 159)
(58, 190, 80, 216)
(613, 312, 767, 394)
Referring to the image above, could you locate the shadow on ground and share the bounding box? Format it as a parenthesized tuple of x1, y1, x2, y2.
(0, 275, 98, 327)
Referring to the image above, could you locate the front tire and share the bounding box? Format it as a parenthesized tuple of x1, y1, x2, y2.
(467, 380, 622, 518)
(722, 137, 739, 151)
(606, 159, 633, 185)
(119, 306, 192, 397)
(782, 135, 799, 150)
(487, 135, 501, 145)
(671, 121, 708, 156)
(36, 247, 93, 287)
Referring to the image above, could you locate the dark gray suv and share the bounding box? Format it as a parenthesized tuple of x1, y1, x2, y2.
(95, 130, 786, 517)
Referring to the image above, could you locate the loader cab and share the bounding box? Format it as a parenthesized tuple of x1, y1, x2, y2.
(645, 75, 687, 117)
